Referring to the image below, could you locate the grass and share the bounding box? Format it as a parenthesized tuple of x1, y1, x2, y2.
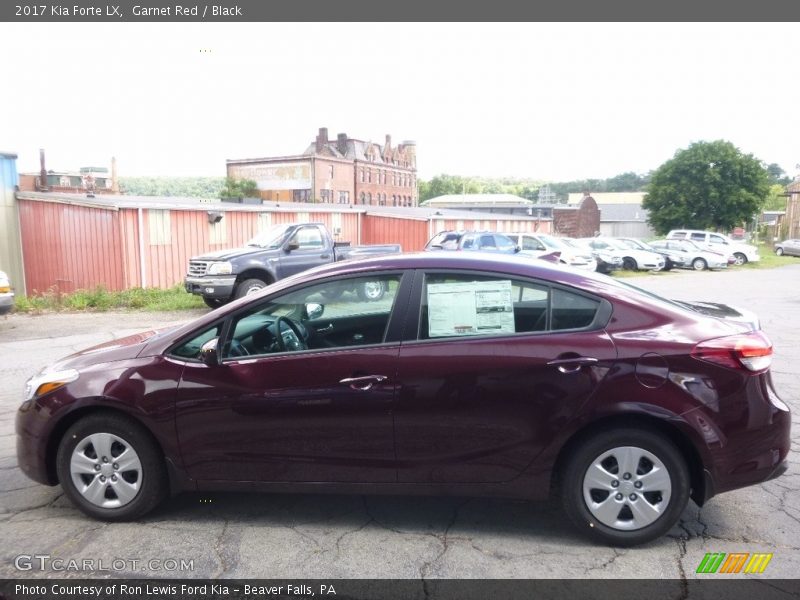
(741, 243, 800, 270)
(13, 285, 206, 314)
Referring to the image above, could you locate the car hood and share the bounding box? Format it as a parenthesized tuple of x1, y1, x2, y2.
(191, 246, 270, 261)
(675, 301, 760, 331)
(49, 327, 177, 371)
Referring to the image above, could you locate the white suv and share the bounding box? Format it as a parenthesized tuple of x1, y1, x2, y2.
(666, 230, 759, 265)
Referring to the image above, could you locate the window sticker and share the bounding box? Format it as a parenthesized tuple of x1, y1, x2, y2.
(427, 280, 515, 338)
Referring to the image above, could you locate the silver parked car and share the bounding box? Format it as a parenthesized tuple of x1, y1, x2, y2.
(648, 239, 729, 271)
(774, 239, 800, 257)
(0, 270, 14, 315)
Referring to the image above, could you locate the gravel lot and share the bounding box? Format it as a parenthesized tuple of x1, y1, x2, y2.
(1, 265, 799, 580)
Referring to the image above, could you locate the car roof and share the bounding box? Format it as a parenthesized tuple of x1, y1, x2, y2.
(287, 251, 608, 289)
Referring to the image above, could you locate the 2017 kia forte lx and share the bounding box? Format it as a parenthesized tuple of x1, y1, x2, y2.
(16, 253, 790, 546)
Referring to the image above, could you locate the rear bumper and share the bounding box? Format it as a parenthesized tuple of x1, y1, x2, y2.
(184, 276, 236, 299)
(0, 292, 14, 315)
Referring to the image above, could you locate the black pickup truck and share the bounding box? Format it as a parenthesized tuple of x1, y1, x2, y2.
(185, 222, 401, 307)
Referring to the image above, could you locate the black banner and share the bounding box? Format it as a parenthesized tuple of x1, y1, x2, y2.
(1, 579, 800, 600)
(2, 0, 800, 22)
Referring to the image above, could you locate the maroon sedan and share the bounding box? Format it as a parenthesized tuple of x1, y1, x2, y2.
(16, 253, 790, 546)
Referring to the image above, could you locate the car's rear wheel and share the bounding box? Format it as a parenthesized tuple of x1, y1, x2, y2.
(776, 247, 784, 256)
(56, 412, 167, 521)
(692, 257, 707, 271)
(733, 252, 747, 266)
(561, 428, 689, 546)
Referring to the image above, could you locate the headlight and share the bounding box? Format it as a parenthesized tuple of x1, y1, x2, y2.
(207, 261, 233, 275)
(24, 369, 79, 401)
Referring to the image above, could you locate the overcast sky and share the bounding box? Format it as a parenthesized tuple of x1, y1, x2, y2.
(1, 23, 797, 181)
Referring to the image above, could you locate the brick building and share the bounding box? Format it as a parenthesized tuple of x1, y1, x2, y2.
(227, 128, 417, 207)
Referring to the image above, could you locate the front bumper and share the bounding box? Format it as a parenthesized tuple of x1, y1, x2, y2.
(184, 276, 236, 299)
(16, 399, 57, 485)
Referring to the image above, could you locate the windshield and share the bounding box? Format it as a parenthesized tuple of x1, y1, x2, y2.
(537, 234, 569, 250)
(620, 239, 651, 251)
(246, 224, 294, 249)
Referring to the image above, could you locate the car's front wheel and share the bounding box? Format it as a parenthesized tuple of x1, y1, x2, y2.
(733, 252, 748, 266)
(776, 247, 784, 256)
(56, 412, 167, 521)
(561, 428, 690, 546)
(692, 257, 707, 271)
(203, 297, 226, 309)
(357, 280, 386, 301)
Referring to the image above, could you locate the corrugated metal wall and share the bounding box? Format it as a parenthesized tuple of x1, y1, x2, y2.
(17, 196, 554, 294)
(122, 208, 362, 289)
(17, 199, 125, 293)
(361, 214, 429, 251)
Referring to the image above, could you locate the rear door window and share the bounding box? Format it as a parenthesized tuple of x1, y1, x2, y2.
(418, 273, 603, 340)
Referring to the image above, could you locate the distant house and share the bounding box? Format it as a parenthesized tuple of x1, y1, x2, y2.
(598, 203, 654, 238)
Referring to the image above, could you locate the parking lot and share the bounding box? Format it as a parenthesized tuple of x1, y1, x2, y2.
(1, 265, 799, 580)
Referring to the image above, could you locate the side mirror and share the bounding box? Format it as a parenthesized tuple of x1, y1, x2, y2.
(514, 244, 521, 253)
(305, 302, 324, 320)
(200, 338, 220, 367)
(286, 240, 300, 252)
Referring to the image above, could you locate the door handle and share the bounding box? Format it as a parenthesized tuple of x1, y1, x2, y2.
(339, 375, 388, 391)
(547, 357, 599, 374)
(316, 323, 333, 333)
(320, 254, 331, 259)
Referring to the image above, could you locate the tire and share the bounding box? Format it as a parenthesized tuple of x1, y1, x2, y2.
(691, 257, 707, 271)
(357, 280, 386, 302)
(776, 248, 784, 256)
(203, 297, 226, 309)
(56, 412, 167, 521)
(561, 427, 690, 546)
(234, 278, 267, 299)
(622, 257, 638, 271)
(733, 252, 747, 266)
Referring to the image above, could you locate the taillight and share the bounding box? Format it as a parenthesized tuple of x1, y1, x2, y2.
(691, 331, 772, 372)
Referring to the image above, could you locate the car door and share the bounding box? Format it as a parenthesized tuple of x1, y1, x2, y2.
(173, 271, 411, 483)
(278, 225, 331, 278)
(393, 270, 617, 484)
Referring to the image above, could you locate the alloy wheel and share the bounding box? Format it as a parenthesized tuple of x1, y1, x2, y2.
(582, 445, 672, 531)
(70, 433, 142, 509)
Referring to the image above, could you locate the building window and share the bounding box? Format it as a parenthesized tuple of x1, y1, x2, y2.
(367, 192, 372, 204)
(382, 193, 387, 204)
(338, 191, 350, 204)
(293, 189, 310, 202)
(392, 172, 396, 186)
(360, 168, 365, 183)
(392, 195, 397, 206)
(360, 192, 366, 204)
(368, 169, 372, 183)
(148, 209, 171, 245)
(329, 165, 334, 179)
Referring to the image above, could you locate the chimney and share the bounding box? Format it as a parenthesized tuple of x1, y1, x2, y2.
(384, 134, 392, 150)
(39, 148, 48, 191)
(336, 133, 348, 156)
(402, 140, 416, 166)
(111, 156, 120, 193)
(315, 127, 329, 153)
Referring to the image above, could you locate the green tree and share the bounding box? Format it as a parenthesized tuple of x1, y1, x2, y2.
(642, 140, 769, 235)
(220, 177, 258, 199)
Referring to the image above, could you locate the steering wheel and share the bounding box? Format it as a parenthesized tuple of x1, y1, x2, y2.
(228, 339, 250, 357)
(274, 316, 308, 352)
